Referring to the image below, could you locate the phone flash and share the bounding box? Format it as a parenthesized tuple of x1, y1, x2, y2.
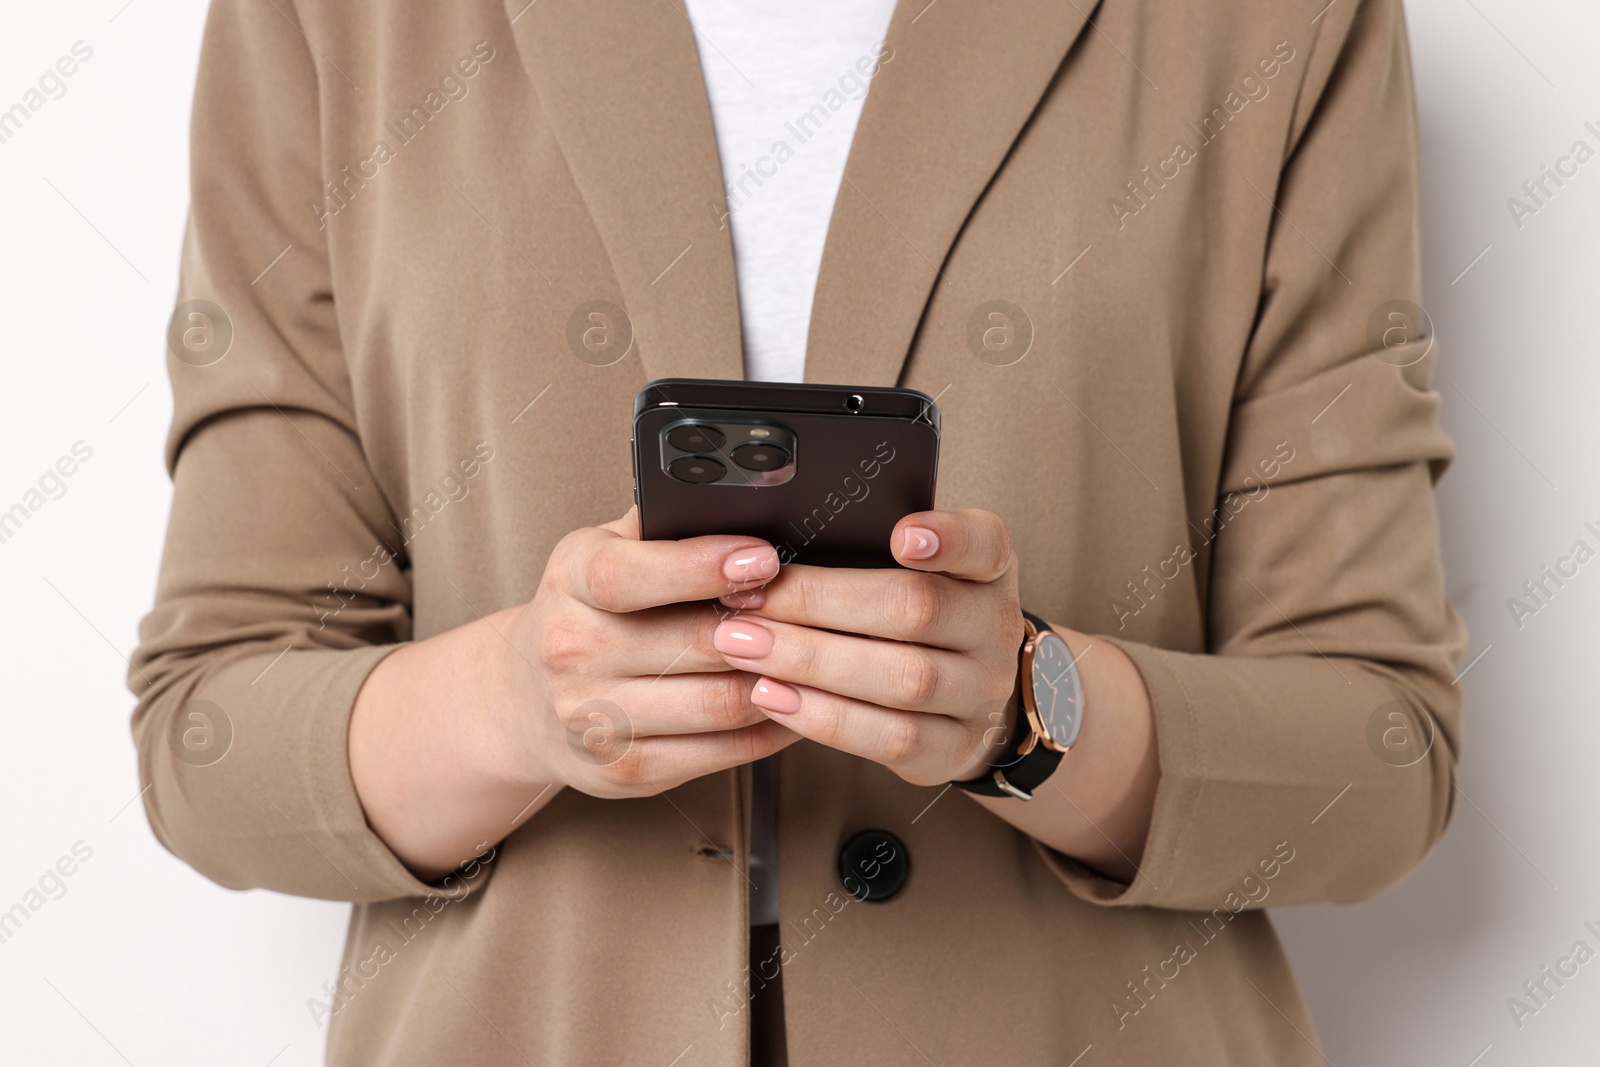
(747, 427, 772, 438)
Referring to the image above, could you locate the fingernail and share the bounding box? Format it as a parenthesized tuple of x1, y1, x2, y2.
(724, 545, 780, 583)
(752, 677, 801, 714)
(714, 619, 773, 658)
(899, 526, 940, 560)
(721, 588, 766, 610)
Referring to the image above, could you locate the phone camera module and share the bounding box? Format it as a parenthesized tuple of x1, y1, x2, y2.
(844, 394, 865, 412)
(730, 442, 791, 472)
(667, 455, 727, 484)
(666, 423, 727, 453)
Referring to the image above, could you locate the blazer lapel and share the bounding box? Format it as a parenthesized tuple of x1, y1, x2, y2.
(501, 0, 745, 383)
(804, 0, 1100, 388)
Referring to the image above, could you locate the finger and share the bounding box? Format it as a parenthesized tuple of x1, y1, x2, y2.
(731, 563, 1017, 652)
(598, 505, 642, 539)
(560, 525, 781, 613)
(571, 719, 802, 798)
(718, 584, 767, 613)
(712, 615, 1006, 716)
(745, 678, 971, 785)
(589, 602, 744, 676)
(891, 509, 1015, 583)
(598, 672, 770, 737)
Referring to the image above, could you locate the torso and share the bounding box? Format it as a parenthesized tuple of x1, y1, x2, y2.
(166, 1, 1437, 1063)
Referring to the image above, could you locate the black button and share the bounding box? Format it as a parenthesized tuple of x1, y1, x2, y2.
(837, 829, 909, 903)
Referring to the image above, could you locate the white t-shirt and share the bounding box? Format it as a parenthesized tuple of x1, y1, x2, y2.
(684, 0, 897, 383)
(683, 0, 896, 927)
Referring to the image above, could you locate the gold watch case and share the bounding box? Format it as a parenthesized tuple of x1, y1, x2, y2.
(1016, 615, 1084, 756)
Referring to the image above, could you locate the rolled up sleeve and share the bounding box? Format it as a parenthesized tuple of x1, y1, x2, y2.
(1042, 0, 1467, 910)
(128, 0, 456, 904)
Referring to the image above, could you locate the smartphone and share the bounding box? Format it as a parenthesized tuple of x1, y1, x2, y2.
(632, 378, 941, 568)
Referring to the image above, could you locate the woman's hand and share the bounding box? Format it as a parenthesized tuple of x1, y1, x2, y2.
(349, 507, 799, 881)
(713, 509, 1024, 785)
(713, 508, 1160, 882)
(502, 508, 800, 797)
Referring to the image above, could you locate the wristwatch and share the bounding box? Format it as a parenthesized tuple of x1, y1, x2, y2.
(953, 611, 1084, 800)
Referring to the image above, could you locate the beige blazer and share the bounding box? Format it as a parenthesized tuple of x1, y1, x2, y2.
(131, 0, 1465, 1062)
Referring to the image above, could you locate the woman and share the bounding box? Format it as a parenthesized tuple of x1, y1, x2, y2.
(132, 0, 1463, 1063)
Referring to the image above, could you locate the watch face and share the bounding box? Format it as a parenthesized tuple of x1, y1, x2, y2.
(1030, 632, 1083, 751)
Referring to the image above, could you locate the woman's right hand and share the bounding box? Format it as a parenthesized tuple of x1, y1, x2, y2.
(349, 507, 796, 881)
(498, 507, 798, 798)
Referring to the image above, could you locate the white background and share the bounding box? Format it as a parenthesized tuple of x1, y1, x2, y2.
(1, 1, 1596, 1063)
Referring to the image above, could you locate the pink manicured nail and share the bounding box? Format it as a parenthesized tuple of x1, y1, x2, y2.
(899, 526, 940, 560)
(724, 546, 780, 583)
(752, 678, 801, 714)
(714, 619, 773, 658)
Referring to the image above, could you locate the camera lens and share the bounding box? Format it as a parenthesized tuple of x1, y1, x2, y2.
(730, 442, 791, 472)
(667, 455, 726, 484)
(666, 424, 726, 453)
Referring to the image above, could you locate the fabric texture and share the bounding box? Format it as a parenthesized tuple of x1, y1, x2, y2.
(130, 0, 1466, 1063)
(683, 0, 897, 384)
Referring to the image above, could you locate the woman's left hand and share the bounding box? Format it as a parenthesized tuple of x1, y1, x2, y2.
(713, 509, 1024, 786)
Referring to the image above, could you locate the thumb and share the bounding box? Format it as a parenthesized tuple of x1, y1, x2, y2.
(600, 505, 642, 540)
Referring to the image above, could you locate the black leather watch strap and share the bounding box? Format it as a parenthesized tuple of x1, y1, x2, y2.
(951, 612, 1064, 800)
(954, 739, 1063, 799)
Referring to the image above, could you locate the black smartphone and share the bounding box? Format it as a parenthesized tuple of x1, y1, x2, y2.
(632, 378, 941, 568)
